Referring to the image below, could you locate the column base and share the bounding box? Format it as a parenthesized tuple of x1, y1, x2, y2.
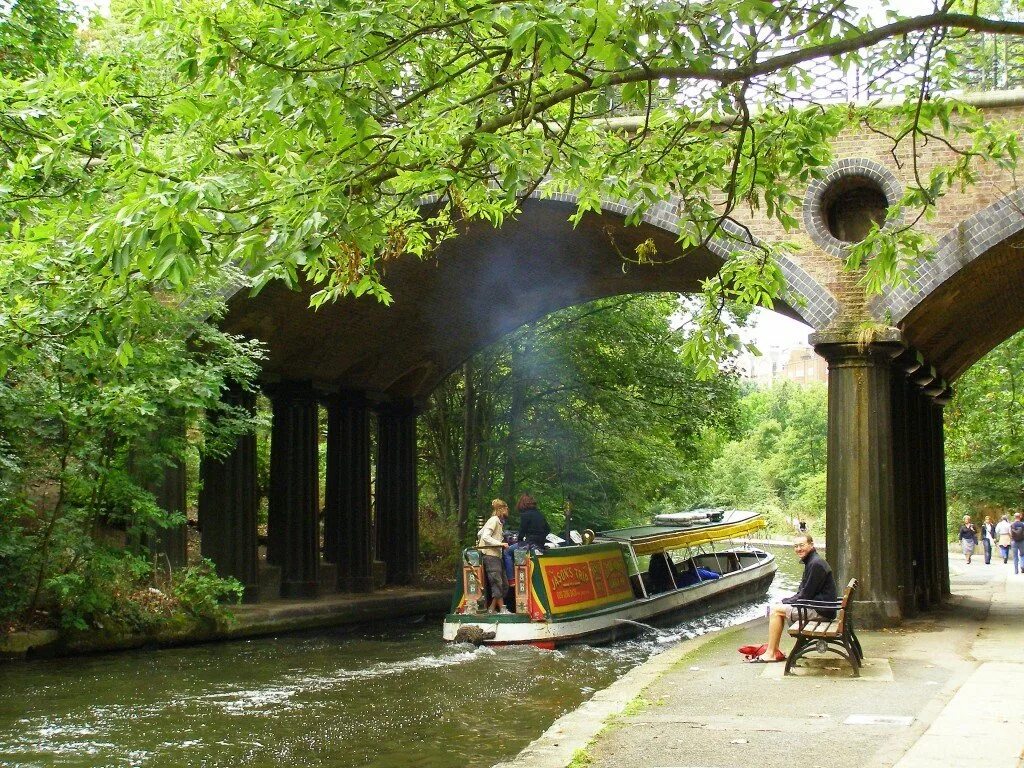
(852, 598, 902, 629)
(386, 570, 418, 587)
(339, 576, 375, 593)
(280, 581, 319, 599)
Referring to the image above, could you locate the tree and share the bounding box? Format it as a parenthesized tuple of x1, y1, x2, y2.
(5, 1, 1024, 370)
(418, 293, 742, 540)
(945, 329, 1024, 515)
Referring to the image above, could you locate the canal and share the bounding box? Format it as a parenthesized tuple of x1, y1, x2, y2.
(0, 546, 802, 768)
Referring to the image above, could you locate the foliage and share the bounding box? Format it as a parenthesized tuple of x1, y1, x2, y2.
(418, 294, 742, 541)
(170, 559, 243, 621)
(708, 380, 828, 533)
(945, 329, 1024, 530)
(0, 215, 265, 629)
(4, 1, 1024, 374)
(418, 507, 461, 585)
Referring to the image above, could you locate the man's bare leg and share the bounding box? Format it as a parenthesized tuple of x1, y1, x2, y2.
(756, 603, 788, 661)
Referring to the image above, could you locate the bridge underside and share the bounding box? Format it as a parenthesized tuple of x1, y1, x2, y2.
(221, 199, 806, 400)
(164, 196, 1024, 622)
(900, 234, 1024, 382)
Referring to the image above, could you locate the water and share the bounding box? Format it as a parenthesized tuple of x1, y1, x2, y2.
(0, 546, 801, 768)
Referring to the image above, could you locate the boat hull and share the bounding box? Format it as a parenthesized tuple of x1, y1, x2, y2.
(443, 550, 776, 647)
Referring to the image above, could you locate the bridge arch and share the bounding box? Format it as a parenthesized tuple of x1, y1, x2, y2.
(223, 196, 836, 399)
(873, 188, 1024, 381)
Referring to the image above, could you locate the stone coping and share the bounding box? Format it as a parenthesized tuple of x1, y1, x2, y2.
(0, 587, 451, 661)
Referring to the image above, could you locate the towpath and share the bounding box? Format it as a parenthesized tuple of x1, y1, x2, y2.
(496, 555, 1024, 768)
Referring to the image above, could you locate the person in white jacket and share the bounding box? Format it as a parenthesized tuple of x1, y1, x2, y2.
(478, 499, 510, 614)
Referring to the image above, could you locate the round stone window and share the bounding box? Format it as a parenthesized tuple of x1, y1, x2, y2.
(803, 159, 902, 257)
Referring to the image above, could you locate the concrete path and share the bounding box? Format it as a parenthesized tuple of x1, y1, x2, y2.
(496, 556, 1024, 768)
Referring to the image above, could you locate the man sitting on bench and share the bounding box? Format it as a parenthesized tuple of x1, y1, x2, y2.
(753, 533, 837, 663)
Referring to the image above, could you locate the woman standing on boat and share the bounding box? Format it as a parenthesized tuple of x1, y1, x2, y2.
(478, 499, 510, 614)
(516, 493, 550, 550)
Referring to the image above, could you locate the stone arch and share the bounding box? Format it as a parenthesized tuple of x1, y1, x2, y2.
(872, 188, 1024, 381)
(531, 190, 840, 330)
(221, 197, 837, 398)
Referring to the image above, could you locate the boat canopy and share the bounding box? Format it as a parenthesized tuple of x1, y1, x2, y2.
(596, 510, 766, 556)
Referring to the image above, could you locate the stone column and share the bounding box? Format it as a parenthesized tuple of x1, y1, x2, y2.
(267, 381, 320, 599)
(376, 400, 419, 586)
(324, 392, 374, 592)
(930, 400, 952, 598)
(889, 373, 916, 618)
(151, 456, 188, 569)
(813, 338, 902, 627)
(198, 386, 260, 602)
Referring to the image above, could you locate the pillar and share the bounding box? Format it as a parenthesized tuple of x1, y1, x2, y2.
(151, 456, 188, 569)
(198, 386, 260, 602)
(930, 401, 951, 597)
(376, 400, 419, 586)
(889, 373, 916, 618)
(324, 392, 374, 592)
(814, 339, 902, 627)
(267, 381, 320, 599)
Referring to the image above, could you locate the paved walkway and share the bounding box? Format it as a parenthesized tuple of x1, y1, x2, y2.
(496, 556, 1024, 768)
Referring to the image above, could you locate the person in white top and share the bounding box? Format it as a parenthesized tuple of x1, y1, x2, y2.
(995, 515, 1012, 564)
(981, 515, 997, 564)
(477, 499, 510, 614)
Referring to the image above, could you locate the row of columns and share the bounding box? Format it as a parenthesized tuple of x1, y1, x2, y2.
(815, 338, 951, 628)
(152, 383, 419, 603)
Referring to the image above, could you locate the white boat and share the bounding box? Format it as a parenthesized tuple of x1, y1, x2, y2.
(442, 509, 776, 648)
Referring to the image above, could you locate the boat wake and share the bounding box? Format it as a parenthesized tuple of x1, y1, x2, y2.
(613, 618, 682, 644)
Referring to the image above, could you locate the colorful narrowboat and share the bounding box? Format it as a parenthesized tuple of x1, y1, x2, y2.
(442, 509, 776, 648)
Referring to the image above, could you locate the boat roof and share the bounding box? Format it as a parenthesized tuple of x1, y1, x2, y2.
(596, 509, 766, 555)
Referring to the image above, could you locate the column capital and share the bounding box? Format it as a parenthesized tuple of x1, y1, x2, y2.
(323, 389, 370, 409)
(811, 339, 904, 367)
(376, 397, 419, 417)
(263, 379, 318, 403)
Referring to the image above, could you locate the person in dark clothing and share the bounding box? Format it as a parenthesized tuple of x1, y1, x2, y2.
(958, 515, 978, 564)
(753, 534, 837, 663)
(516, 493, 551, 549)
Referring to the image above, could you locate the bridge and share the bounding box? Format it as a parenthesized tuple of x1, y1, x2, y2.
(146, 89, 1024, 628)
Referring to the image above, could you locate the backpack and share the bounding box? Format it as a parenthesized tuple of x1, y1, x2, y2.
(1011, 521, 1024, 542)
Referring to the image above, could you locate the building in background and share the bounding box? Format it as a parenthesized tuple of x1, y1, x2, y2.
(737, 343, 827, 386)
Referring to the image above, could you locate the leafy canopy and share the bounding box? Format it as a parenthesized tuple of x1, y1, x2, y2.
(5, 0, 1024, 362)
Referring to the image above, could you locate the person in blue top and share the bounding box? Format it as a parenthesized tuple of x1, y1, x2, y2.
(752, 534, 837, 663)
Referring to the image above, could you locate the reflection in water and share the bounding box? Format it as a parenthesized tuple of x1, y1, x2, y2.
(0, 546, 801, 768)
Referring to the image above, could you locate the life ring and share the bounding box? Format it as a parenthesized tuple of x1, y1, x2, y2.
(582, 529, 596, 545)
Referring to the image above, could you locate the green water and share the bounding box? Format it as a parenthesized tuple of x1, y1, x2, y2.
(0, 547, 801, 768)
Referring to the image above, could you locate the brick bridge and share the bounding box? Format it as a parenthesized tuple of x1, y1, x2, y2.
(154, 90, 1024, 628)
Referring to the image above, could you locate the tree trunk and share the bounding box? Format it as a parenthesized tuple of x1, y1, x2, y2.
(456, 362, 476, 543)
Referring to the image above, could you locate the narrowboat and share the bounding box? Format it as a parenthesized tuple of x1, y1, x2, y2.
(442, 508, 776, 648)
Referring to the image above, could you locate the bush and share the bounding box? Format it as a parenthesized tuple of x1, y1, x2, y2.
(418, 508, 460, 584)
(170, 560, 244, 621)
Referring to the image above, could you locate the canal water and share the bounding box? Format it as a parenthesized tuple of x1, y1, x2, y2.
(0, 546, 802, 768)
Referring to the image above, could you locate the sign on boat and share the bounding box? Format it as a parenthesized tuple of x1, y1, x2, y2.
(443, 509, 777, 648)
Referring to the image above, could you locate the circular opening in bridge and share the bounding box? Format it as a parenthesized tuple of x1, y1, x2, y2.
(821, 176, 888, 244)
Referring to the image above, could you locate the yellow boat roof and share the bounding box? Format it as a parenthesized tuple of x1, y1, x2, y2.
(596, 510, 766, 555)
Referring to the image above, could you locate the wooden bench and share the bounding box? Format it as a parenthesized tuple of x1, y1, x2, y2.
(784, 578, 864, 677)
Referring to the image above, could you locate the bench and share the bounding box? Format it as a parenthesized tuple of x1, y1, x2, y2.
(784, 578, 864, 677)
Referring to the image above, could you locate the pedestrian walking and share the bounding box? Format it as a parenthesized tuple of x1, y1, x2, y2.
(996, 515, 1012, 563)
(958, 516, 978, 565)
(981, 515, 997, 565)
(1010, 512, 1024, 574)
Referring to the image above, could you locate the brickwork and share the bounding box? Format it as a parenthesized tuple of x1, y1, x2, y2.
(541, 94, 1024, 381)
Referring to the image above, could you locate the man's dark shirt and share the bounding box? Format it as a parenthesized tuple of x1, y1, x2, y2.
(518, 507, 551, 548)
(782, 549, 838, 619)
